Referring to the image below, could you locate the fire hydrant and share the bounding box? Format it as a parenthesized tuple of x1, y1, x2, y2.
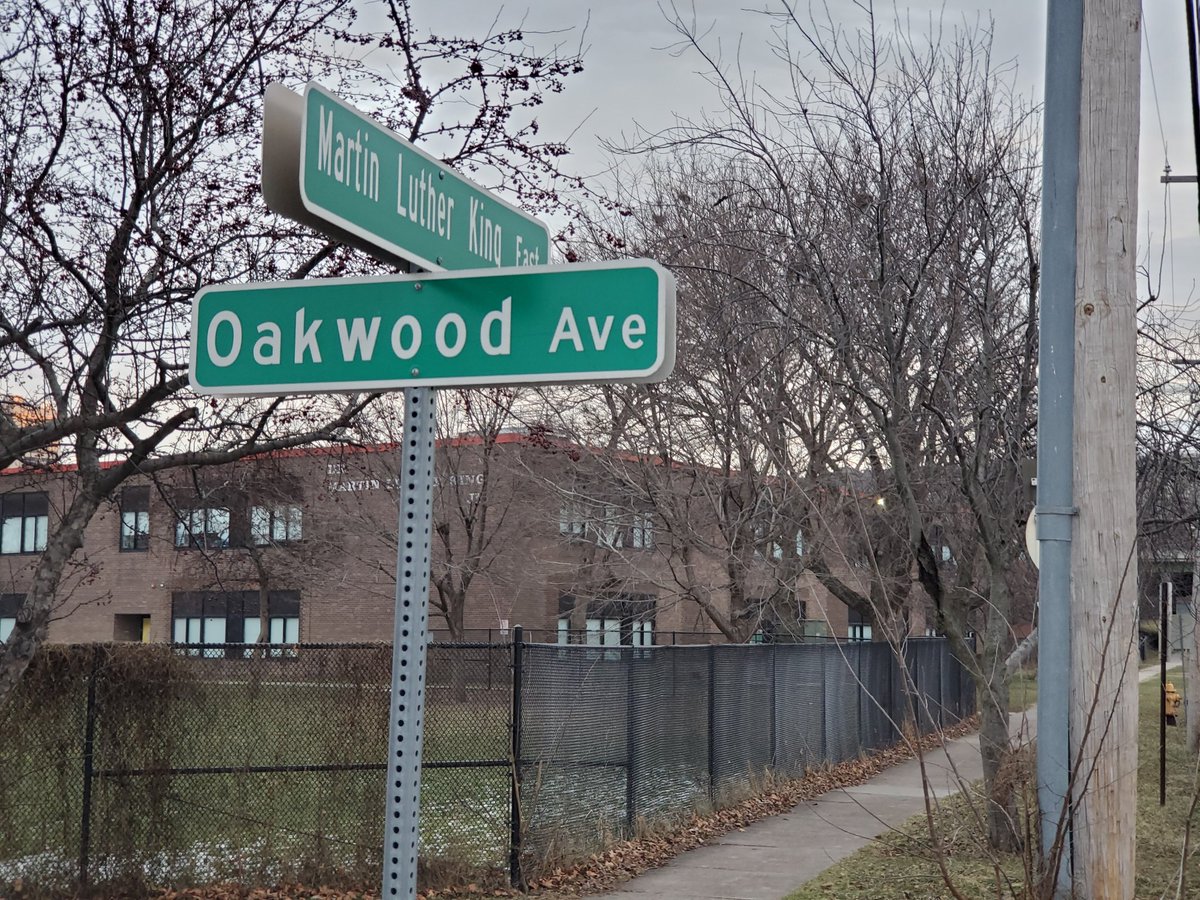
(1165, 681, 1182, 726)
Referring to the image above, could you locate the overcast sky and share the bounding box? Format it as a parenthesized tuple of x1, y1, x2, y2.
(412, 0, 1200, 313)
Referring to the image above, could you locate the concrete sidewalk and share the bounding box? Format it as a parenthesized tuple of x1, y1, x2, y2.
(591, 660, 1175, 900)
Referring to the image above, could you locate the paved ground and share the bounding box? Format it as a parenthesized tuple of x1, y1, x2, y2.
(589, 659, 1178, 900)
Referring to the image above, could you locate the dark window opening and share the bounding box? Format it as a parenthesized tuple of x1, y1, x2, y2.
(556, 593, 655, 646)
(171, 591, 300, 657)
(1, 492, 48, 554)
(120, 486, 150, 551)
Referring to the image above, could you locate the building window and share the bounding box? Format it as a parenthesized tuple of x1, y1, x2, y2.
(848, 607, 873, 642)
(174, 507, 230, 549)
(593, 504, 624, 549)
(250, 504, 303, 545)
(630, 619, 653, 646)
(172, 590, 299, 658)
(119, 486, 150, 551)
(559, 500, 587, 537)
(243, 611, 300, 657)
(631, 513, 654, 550)
(0, 594, 20, 642)
(557, 594, 655, 646)
(0, 492, 48, 555)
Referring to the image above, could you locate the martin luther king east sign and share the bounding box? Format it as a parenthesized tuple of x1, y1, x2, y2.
(262, 82, 550, 271)
(189, 260, 676, 395)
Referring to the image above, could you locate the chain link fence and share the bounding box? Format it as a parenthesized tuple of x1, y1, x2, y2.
(0, 636, 972, 895)
(514, 638, 975, 877)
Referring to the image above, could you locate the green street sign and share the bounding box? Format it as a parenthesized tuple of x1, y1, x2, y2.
(280, 82, 550, 271)
(189, 261, 675, 395)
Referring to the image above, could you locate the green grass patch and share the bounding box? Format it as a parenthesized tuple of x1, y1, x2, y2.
(786, 677, 1200, 899)
(0, 646, 512, 894)
(1008, 668, 1037, 711)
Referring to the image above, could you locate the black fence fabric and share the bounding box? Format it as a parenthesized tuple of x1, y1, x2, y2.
(0, 643, 511, 895)
(0, 638, 973, 894)
(515, 640, 975, 872)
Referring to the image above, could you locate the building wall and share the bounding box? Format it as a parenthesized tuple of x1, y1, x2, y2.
(0, 438, 880, 646)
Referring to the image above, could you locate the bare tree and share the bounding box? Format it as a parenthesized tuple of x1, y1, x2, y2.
(567, 3, 1041, 853)
(0, 0, 587, 706)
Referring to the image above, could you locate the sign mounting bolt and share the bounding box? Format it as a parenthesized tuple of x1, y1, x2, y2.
(411, 368, 420, 377)
(413, 283, 422, 292)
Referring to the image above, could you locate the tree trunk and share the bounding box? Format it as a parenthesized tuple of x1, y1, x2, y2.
(446, 595, 470, 702)
(977, 666, 1020, 852)
(0, 490, 100, 708)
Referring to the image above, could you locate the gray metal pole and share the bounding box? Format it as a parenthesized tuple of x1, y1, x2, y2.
(382, 386, 436, 899)
(1036, 0, 1083, 892)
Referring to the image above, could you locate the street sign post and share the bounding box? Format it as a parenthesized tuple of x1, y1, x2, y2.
(262, 82, 550, 271)
(203, 83, 674, 900)
(189, 261, 675, 395)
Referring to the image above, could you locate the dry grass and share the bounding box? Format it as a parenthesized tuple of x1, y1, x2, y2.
(786, 676, 1200, 899)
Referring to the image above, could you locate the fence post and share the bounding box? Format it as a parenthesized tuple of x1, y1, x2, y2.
(707, 644, 717, 801)
(816, 645, 825, 762)
(78, 645, 101, 892)
(509, 625, 526, 889)
(625, 646, 636, 835)
(769, 642, 777, 770)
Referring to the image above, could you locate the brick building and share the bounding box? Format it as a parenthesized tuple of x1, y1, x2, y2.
(0, 434, 890, 650)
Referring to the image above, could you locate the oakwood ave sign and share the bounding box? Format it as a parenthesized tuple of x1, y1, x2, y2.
(262, 82, 550, 271)
(189, 260, 676, 395)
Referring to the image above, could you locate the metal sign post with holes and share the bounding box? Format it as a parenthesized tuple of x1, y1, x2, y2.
(186, 83, 676, 900)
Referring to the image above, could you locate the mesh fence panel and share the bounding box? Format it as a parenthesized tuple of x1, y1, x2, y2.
(2, 637, 975, 893)
(906, 640, 943, 734)
(774, 645, 826, 775)
(628, 647, 710, 825)
(857, 643, 897, 752)
(0, 644, 510, 894)
(822, 644, 860, 764)
(518, 645, 629, 865)
(711, 647, 773, 799)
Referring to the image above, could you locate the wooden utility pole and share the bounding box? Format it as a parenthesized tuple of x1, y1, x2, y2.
(1069, 0, 1141, 895)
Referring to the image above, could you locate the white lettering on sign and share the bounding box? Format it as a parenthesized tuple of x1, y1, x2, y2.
(468, 197, 503, 266)
(481, 297, 511, 356)
(254, 322, 281, 365)
(435, 312, 467, 357)
(391, 315, 421, 360)
(317, 104, 380, 202)
(294, 308, 322, 364)
(587, 315, 613, 350)
(337, 317, 381, 362)
(549, 307, 583, 353)
(622, 315, 646, 349)
(548, 308, 648, 353)
(513, 234, 540, 266)
(207, 312, 242, 367)
(202, 296, 648, 370)
(396, 156, 456, 240)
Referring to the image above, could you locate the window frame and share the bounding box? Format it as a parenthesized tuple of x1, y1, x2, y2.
(174, 506, 231, 550)
(119, 485, 151, 552)
(0, 593, 21, 643)
(250, 503, 303, 546)
(630, 513, 655, 550)
(172, 590, 300, 659)
(0, 492, 49, 555)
